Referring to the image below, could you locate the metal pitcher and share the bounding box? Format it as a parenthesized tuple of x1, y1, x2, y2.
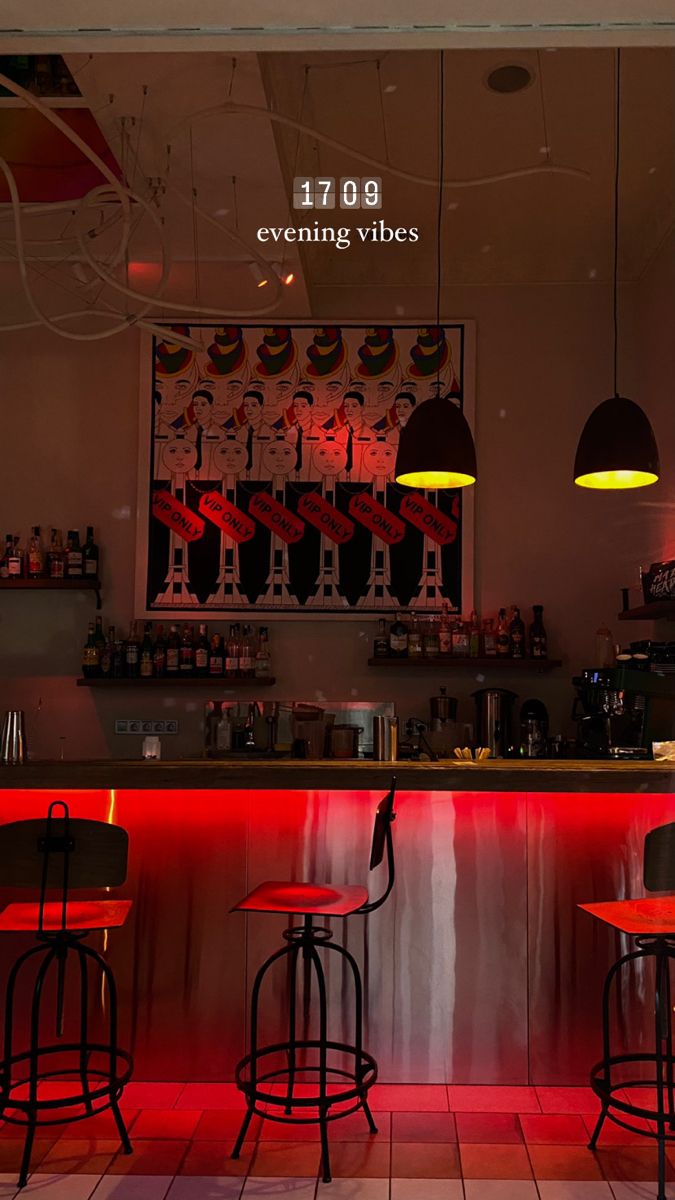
(1, 710, 27, 765)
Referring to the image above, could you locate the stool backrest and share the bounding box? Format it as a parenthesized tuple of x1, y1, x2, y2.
(358, 776, 396, 914)
(644, 821, 675, 891)
(0, 804, 128, 889)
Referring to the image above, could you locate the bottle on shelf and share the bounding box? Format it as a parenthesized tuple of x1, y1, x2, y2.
(180, 624, 195, 673)
(7, 536, 23, 579)
(423, 614, 440, 658)
(407, 611, 423, 658)
(373, 617, 389, 658)
(165, 624, 180, 674)
(496, 608, 510, 656)
(0, 534, 12, 579)
(209, 631, 225, 676)
(225, 624, 240, 678)
(389, 611, 408, 658)
(153, 625, 167, 677)
(27, 526, 44, 578)
(47, 528, 65, 578)
(195, 623, 210, 676)
(529, 605, 548, 658)
(83, 526, 99, 578)
(82, 621, 99, 678)
(451, 617, 468, 657)
(239, 625, 256, 677)
(99, 625, 113, 678)
(483, 617, 497, 657)
(509, 605, 525, 659)
(469, 609, 481, 658)
(94, 615, 106, 660)
(140, 623, 154, 678)
(255, 626, 273, 679)
(438, 602, 452, 655)
(124, 620, 140, 678)
(111, 628, 124, 678)
(65, 530, 83, 578)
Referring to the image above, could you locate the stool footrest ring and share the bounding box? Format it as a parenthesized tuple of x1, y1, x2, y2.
(591, 1053, 675, 1137)
(235, 1038, 377, 1118)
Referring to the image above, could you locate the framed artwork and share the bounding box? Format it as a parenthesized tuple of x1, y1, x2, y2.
(134, 322, 475, 618)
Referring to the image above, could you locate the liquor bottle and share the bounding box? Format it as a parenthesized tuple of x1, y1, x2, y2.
(82, 621, 99, 678)
(389, 611, 408, 658)
(99, 625, 113, 678)
(47, 528, 65, 578)
(451, 618, 469, 657)
(65, 530, 83, 577)
(509, 605, 525, 659)
(8, 536, 23, 579)
(423, 614, 440, 657)
(27, 526, 44, 577)
(153, 625, 167, 677)
(408, 611, 423, 657)
(225, 624, 240, 678)
(0, 533, 12, 578)
(239, 625, 255, 677)
(195, 623, 209, 676)
(83, 526, 99, 578)
(124, 620, 140, 678)
(209, 632, 225, 676)
(166, 624, 180, 674)
(529, 605, 548, 659)
(373, 617, 389, 658)
(111, 629, 124, 678)
(496, 608, 510, 656)
(94, 615, 106, 661)
(438, 602, 452, 655)
(255, 626, 272, 678)
(180, 624, 195, 674)
(482, 617, 497, 656)
(140, 623, 154, 678)
(469, 609, 481, 658)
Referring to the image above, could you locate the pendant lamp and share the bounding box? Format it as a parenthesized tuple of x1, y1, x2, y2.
(574, 50, 659, 490)
(395, 52, 477, 490)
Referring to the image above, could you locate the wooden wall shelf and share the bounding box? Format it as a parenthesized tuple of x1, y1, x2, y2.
(77, 676, 276, 688)
(618, 602, 675, 622)
(0, 577, 102, 608)
(367, 657, 562, 673)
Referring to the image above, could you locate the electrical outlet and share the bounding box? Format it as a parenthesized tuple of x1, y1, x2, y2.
(114, 718, 179, 735)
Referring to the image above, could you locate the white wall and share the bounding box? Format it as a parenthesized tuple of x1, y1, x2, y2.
(1, 262, 673, 760)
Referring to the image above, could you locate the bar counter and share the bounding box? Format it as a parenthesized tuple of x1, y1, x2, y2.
(1, 759, 674, 1088)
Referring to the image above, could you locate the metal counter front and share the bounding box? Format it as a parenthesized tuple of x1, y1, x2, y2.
(0, 779, 673, 1085)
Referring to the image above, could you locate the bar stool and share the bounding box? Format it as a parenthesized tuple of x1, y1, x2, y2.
(581, 820, 675, 1200)
(0, 800, 134, 1188)
(231, 777, 397, 1183)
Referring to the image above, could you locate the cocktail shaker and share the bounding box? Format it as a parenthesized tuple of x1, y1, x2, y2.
(373, 715, 398, 762)
(1, 710, 27, 765)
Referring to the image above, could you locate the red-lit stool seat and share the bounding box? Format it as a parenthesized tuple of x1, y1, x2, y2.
(231, 778, 397, 1184)
(0, 802, 134, 1189)
(580, 821, 675, 1200)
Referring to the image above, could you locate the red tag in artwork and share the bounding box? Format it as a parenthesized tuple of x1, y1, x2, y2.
(198, 491, 255, 543)
(249, 492, 305, 544)
(152, 490, 205, 542)
(297, 493, 354, 544)
(348, 492, 406, 545)
(400, 493, 459, 545)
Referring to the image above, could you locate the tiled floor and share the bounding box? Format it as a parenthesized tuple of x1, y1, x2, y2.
(0, 1084, 672, 1199)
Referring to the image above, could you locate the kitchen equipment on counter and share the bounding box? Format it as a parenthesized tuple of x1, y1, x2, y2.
(1, 710, 27, 765)
(519, 698, 549, 758)
(373, 715, 398, 762)
(429, 686, 458, 731)
(203, 699, 395, 758)
(572, 666, 675, 757)
(328, 724, 363, 759)
(471, 688, 518, 758)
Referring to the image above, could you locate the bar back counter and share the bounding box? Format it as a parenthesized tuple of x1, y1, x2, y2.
(0, 759, 673, 1087)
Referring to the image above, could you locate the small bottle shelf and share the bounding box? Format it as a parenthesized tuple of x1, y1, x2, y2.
(618, 602, 675, 622)
(76, 676, 276, 688)
(367, 656, 562, 673)
(0, 577, 102, 608)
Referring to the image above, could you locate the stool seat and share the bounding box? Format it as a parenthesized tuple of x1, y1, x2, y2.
(0, 899, 132, 933)
(579, 897, 675, 934)
(234, 880, 368, 917)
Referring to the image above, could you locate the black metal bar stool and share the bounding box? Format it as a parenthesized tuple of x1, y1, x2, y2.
(581, 820, 675, 1200)
(231, 777, 397, 1183)
(0, 800, 134, 1188)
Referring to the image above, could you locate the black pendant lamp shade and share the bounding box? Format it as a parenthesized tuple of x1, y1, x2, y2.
(395, 395, 477, 489)
(573, 395, 659, 490)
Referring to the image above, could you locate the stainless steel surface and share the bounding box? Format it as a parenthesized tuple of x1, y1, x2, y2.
(0, 711, 27, 765)
(472, 688, 517, 757)
(373, 715, 399, 762)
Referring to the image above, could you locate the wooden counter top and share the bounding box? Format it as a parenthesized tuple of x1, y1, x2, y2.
(0, 758, 673, 792)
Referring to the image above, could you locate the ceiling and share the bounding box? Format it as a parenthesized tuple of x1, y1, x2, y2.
(0, 44, 673, 325)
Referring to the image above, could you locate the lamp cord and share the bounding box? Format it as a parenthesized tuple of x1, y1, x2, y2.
(613, 48, 621, 398)
(436, 49, 445, 393)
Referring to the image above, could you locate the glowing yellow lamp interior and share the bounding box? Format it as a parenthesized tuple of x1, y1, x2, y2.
(396, 470, 476, 489)
(574, 469, 659, 490)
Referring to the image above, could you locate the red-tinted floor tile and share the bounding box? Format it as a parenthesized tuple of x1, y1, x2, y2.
(392, 1112, 456, 1142)
(107, 1138, 188, 1174)
(448, 1086, 540, 1114)
(369, 1084, 449, 1111)
(257, 1117, 320, 1142)
(37, 1137, 118, 1174)
(120, 1083, 184, 1110)
(179, 1139, 254, 1176)
(528, 1144, 604, 1180)
(327, 1140, 391, 1177)
(175, 1084, 244, 1110)
(0, 1136, 57, 1172)
(330, 1111, 391, 1142)
(391, 1141, 461, 1178)
(582, 1111, 656, 1146)
(455, 1112, 522, 1143)
(194, 1109, 262, 1141)
(601, 1145, 675, 1180)
(131, 1110, 202, 1140)
(460, 1143, 533, 1179)
(249, 1140, 322, 1177)
(535, 1087, 601, 1115)
(55, 1109, 140, 1139)
(520, 1114, 589, 1144)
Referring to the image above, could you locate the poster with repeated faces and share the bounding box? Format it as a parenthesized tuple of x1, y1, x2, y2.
(142, 322, 474, 616)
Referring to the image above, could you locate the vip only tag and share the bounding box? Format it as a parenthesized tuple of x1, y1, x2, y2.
(248, 492, 305, 544)
(198, 491, 255, 543)
(152, 490, 205, 542)
(400, 493, 459, 545)
(348, 492, 405, 545)
(297, 493, 354, 544)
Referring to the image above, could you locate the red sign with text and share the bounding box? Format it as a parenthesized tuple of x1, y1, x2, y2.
(152, 490, 205, 542)
(249, 492, 305, 544)
(400, 493, 459, 545)
(198, 491, 255, 543)
(297, 493, 354, 544)
(348, 492, 405, 545)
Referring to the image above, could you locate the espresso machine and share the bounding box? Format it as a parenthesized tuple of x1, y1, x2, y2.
(572, 666, 675, 757)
